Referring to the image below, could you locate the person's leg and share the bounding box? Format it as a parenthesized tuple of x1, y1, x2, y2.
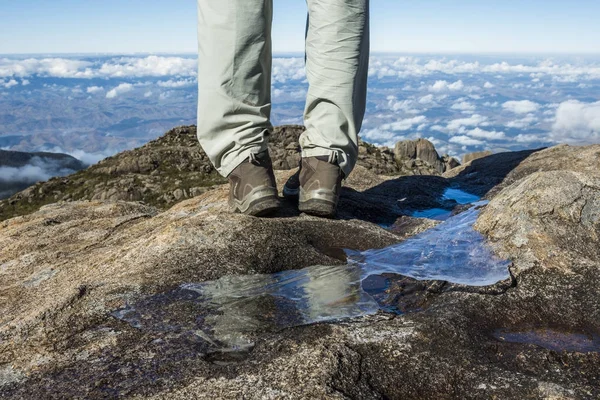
(301, 0, 370, 178)
(196, 0, 274, 178)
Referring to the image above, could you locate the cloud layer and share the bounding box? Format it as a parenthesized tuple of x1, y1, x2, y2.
(1, 53, 599, 165)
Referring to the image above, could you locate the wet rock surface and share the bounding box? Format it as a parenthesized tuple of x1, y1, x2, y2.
(0, 143, 599, 399)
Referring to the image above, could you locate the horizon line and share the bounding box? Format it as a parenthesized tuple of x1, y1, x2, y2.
(2, 50, 600, 57)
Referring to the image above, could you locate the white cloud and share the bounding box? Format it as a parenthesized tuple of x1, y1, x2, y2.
(97, 56, 196, 78)
(0, 157, 79, 187)
(451, 101, 476, 112)
(380, 116, 427, 131)
(514, 133, 543, 143)
(429, 80, 464, 92)
(361, 128, 405, 146)
(367, 57, 600, 82)
(446, 114, 488, 131)
(87, 86, 104, 94)
(418, 94, 435, 104)
(47, 146, 113, 165)
(466, 128, 506, 140)
(144, 90, 153, 97)
(505, 114, 538, 128)
(4, 55, 600, 84)
(272, 58, 306, 83)
(1, 79, 18, 88)
(0, 57, 94, 78)
(106, 83, 133, 98)
(551, 100, 600, 144)
(449, 135, 484, 146)
(157, 78, 196, 88)
(502, 100, 540, 114)
(483, 82, 495, 89)
(0, 56, 197, 79)
(386, 96, 419, 113)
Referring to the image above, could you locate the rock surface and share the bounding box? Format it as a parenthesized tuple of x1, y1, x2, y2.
(1, 142, 599, 399)
(0, 125, 456, 222)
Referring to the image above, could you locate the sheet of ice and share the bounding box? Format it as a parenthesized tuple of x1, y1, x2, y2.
(351, 201, 511, 286)
(112, 201, 510, 353)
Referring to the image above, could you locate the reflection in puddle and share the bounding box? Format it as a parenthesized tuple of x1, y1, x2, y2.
(113, 201, 510, 354)
(410, 188, 480, 220)
(494, 328, 600, 353)
(411, 208, 452, 220)
(443, 188, 481, 205)
(113, 264, 377, 352)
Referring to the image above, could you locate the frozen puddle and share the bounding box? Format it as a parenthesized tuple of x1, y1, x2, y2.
(113, 199, 511, 353)
(355, 201, 510, 286)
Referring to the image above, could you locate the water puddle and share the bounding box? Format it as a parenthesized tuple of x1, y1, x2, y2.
(494, 328, 600, 353)
(113, 200, 511, 354)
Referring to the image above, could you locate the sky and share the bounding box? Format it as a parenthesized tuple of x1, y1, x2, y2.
(1, 0, 599, 55)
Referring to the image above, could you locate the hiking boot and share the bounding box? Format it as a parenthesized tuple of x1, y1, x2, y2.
(283, 154, 343, 218)
(228, 150, 281, 216)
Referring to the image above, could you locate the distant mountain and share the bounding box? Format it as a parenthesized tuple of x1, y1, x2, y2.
(0, 125, 458, 221)
(0, 150, 85, 169)
(0, 150, 86, 200)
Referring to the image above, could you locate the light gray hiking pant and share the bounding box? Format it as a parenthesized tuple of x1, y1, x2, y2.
(197, 0, 370, 177)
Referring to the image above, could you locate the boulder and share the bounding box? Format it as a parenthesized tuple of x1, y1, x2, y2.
(394, 138, 446, 174)
(441, 154, 460, 171)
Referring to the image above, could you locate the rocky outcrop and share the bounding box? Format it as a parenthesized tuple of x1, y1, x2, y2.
(1, 143, 599, 399)
(462, 150, 493, 164)
(270, 126, 403, 175)
(394, 138, 456, 174)
(0, 126, 225, 222)
(0, 125, 456, 222)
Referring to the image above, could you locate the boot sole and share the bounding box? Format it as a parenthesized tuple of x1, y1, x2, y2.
(298, 199, 337, 218)
(230, 187, 281, 217)
(246, 197, 281, 217)
(298, 188, 338, 218)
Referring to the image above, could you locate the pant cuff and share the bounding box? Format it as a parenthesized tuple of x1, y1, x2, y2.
(301, 147, 354, 178)
(218, 145, 267, 177)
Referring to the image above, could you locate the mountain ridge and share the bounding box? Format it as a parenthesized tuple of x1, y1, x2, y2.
(0, 125, 459, 221)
